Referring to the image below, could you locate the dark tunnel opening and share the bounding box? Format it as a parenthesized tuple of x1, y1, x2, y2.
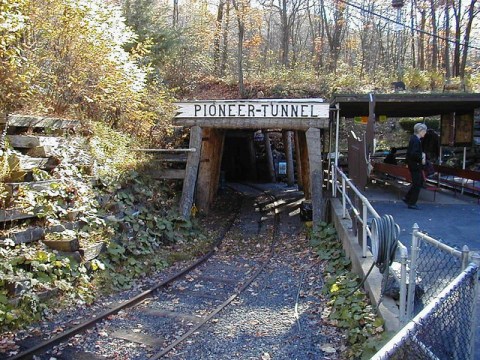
(221, 130, 288, 183)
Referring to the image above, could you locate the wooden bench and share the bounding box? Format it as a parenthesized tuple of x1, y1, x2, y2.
(433, 165, 480, 203)
(371, 162, 439, 201)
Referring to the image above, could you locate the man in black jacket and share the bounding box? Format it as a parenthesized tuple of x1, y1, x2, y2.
(403, 123, 427, 209)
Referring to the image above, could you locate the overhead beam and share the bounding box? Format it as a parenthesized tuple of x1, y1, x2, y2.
(172, 117, 329, 130)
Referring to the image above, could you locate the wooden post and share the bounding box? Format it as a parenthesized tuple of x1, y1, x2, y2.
(294, 131, 304, 191)
(298, 131, 310, 199)
(264, 130, 276, 182)
(179, 126, 202, 218)
(247, 135, 257, 181)
(282, 130, 294, 186)
(196, 128, 225, 214)
(306, 128, 323, 225)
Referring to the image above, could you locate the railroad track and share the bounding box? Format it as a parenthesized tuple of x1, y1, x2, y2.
(8, 183, 303, 360)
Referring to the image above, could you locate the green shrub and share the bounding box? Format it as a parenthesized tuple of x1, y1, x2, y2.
(309, 222, 388, 359)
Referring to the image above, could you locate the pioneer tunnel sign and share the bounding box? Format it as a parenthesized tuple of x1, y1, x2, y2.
(175, 99, 329, 119)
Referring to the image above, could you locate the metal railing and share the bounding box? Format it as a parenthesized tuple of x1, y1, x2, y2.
(331, 164, 479, 357)
(407, 224, 480, 319)
(331, 165, 409, 324)
(373, 263, 479, 360)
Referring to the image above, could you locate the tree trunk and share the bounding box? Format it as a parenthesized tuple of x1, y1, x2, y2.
(280, 0, 289, 67)
(232, 0, 246, 97)
(445, 1, 451, 79)
(213, 0, 226, 76)
(430, 0, 438, 70)
(452, 0, 462, 77)
(460, 0, 478, 79)
(221, 0, 230, 77)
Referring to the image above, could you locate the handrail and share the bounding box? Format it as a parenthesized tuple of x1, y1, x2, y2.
(331, 164, 409, 324)
(132, 148, 197, 152)
(332, 164, 379, 257)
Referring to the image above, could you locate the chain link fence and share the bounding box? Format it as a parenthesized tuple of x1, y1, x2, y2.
(373, 263, 478, 359)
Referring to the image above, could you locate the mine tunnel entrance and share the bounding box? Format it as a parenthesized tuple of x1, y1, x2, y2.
(221, 131, 254, 182)
(221, 130, 288, 183)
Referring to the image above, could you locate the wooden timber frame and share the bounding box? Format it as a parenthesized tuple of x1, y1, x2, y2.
(173, 99, 331, 225)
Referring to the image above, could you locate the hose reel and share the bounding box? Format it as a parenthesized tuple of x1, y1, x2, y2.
(348, 214, 400, 296)
(371, 214, 400, 274)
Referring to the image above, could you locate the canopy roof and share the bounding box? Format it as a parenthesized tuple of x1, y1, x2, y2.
(331, 93, 480, 118)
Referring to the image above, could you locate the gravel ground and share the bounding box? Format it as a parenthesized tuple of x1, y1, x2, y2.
(3, 183, 347, 359)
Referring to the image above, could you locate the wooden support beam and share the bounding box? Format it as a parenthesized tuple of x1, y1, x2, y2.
(264, 131, 275, 182)
(149, 169, 186, 180)
(179, 126, 202, 218)
(7, 135, 60, 149)
(3, 114, 80, 130)
(294, 131, 304, 191)
(172, 117, 329, 130)
(283, 130, 295, 186)
(0, 227, 45, 245)
(0, 208, 36, 222)
(152, 153, 188, 163)
(247, 136, 257, 181)
(196, 129, 225, 214)
(306, 128, 323, 225)
(297, 131, 310, 199)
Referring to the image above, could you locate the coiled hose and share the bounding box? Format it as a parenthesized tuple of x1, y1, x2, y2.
(371, 214, 400, 274)
(348, 214, 400, 296)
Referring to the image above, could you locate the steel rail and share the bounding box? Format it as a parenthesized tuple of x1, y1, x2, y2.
(151, 182, 283, 358)
(8, 197, 242, 360)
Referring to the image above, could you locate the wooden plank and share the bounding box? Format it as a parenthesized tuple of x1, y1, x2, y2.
(43, 238, 80, 252)
(0, 208, 36, 222)
(196, 128, 225, 214)
(79, 242, 105, 261)
(306, 128, 323, 225)
(172, 117, 330, 130)
(27, 146, 55, 157)
(142, 309, 205, 323)
(294, 131, 304, 191)
(153, 153, 188, 162)
(9, 155, 58, 171)
(110, 329, 164, 347)
(264, 131, 275, 182)
(283, 130, 295, 186)
(297, 131, 310, 199)
(7, 135, 60, 148)
(0, 227, 44, 245)
(149, 169, 186, 180)
(3, 114, 80, 129)
(179, 126, 202, 218)
(133, 148, 196, 152)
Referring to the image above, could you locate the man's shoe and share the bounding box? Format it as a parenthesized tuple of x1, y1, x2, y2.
(408, 205, 420, 210)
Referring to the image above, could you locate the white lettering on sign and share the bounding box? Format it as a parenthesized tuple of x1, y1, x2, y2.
(175, 100, 329, 119)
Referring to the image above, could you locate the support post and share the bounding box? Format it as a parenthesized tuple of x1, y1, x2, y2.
(294, 131, 304, 191)
(407, 223, 419, 320)
(283, 130, 294, 186)
(196, 128, 225, 214)
(298, 131, 310, 199)
(179, 126, 202, 218)
(264, 131, 275, 182)
(247, 135, 257, 181)
(306, 128, 323, 224)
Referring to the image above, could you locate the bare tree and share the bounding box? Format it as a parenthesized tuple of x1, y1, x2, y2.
(321, 0, 347, 72)
(214, 0, 227, 76)
(232, 0, 249, 97)
(459, 0, 479, 78)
